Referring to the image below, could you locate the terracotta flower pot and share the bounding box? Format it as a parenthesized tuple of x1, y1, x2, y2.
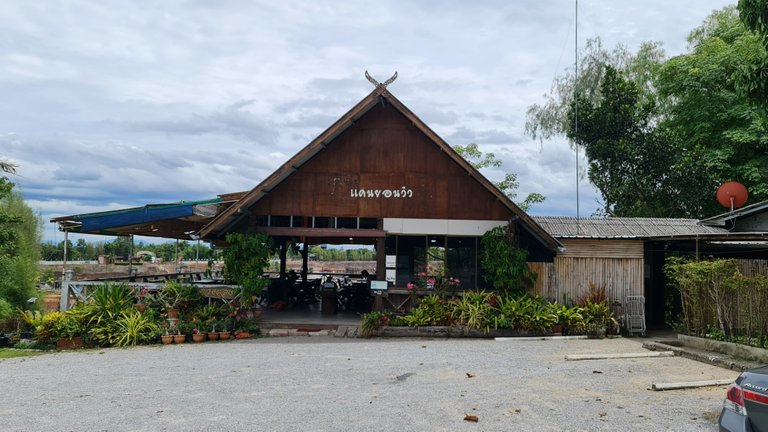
(172, 334, 185, 344)
(219, 332, 230, 340)
(166, 308, 180, 319)
(207, 332, 219, 341)
(135, 303, 148, 313)
(56, 337, 84, 350)
(161, 335, 174, 345)
(192, 333, 206, 343)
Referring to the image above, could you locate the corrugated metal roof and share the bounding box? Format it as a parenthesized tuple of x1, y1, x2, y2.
(533, 216, 730, 239)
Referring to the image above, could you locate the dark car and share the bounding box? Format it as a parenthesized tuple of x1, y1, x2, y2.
(720, 366, 768, 431)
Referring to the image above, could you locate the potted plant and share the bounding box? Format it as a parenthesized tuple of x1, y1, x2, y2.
(54, 314, 85, 349)
(218, 318, 232, 340)
(206, 320, 219, 340)
(192, 327, 206, 343)
(159, 281, 200, 319)
(161, 327, 174, 345)
(174, 320, 191, 344)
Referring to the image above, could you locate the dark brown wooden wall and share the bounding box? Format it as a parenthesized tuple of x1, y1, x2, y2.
(251, 102, 512, 221)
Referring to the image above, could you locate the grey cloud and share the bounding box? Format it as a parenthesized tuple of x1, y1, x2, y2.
(121, 100, 279, 144)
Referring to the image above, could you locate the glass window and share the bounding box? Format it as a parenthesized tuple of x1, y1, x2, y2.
(291, 216, 308, 228)
(336, 217, 357, 229)
(447, 237, 477, 290)
(313, 217, 334, 228)
(395, 236, 425, 287)
(253, 215, 269, 227)
(427, 235, 445, 276)
(271, 215, 291, 227)
(359, 218, 378, 229)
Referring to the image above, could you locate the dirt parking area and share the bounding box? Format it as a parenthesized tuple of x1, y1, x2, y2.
(0, 336, 738, 431)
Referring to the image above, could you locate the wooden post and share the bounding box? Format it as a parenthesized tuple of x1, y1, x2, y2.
(279, 239, 287, 279)
(128, 235, 134, 277)
(376, 237, 386, 282)
(301, 241, 309, 282)
(59, 229, 70, 311)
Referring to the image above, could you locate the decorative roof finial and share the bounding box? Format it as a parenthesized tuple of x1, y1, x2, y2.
(365, 70, 397, 89)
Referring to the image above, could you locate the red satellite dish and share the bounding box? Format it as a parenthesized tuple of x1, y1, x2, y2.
(716, 181, 749, 210)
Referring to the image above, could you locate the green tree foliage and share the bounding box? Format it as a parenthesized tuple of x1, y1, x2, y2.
(525, 38, 667, 143)
(308, 245, 376, 261)
(479, 226, 536, 297)
(453, 143, 545, 211)
(40, 237, 219, 262)
(567, 66, 708, 216)
(223, 232, 272, 307)
(526, 7, 768, 217)
(737, 0, 768, 106)
(0, 177, 41, 310)
(657, 6, 768, 204)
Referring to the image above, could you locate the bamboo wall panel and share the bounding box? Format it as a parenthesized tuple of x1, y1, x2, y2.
(250, 103, 512, 221)
(558, 239, 643, 259)
(529, 257, 643, 305)
(736, 259, 768, 277)
(528, 262, 556, 299)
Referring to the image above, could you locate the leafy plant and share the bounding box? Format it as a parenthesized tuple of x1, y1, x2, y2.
(84, 283, 135, 328)
(109, 311, 160, 347)
(223, 233, 272, 308)
(450, 291, 495, 333)
(158, 281, 201, 310)
(53, 313, 85, 340)
(403, 295, 451, 327)
(0, 298, 13, 321)
(360, 311, 390, 337)
(480, 226, 536, 297)
(549, 304, 586, 333)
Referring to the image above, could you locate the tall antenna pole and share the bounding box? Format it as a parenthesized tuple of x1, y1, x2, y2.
(575, 0, 580, 235)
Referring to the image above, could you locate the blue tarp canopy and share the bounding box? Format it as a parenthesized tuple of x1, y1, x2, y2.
(51, 198, 224, 239)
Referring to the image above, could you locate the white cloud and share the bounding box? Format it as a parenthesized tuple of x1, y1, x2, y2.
(0, 0, 735, 240)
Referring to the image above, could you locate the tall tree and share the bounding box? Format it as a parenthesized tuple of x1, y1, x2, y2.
(568, 66, 688, 216)
(656, 6, 768, 207)
(453, 143, 545, 211)
(525, 38, 667, 143)
(527, 8, 768, 217)
(0, 175, 41, 310)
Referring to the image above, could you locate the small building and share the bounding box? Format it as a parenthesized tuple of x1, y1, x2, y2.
(533, 216, 768, 327)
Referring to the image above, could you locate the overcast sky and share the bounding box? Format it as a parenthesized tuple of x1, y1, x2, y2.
(1, 0, 735, 243)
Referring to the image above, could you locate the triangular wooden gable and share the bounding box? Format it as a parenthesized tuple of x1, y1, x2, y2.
(199, 87, 559, 251)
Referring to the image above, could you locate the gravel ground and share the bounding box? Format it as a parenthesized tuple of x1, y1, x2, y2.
(0, 336, 739, 432)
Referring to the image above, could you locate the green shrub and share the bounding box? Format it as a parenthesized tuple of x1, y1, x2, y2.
(223, 233, 272, 308)
(360, 311, 389, 337)
(479, 226, 537, 297)
(0, 298, 14, 321)
(111, 311, 160, 347)
(53, 313, 86, 340)
(403, 294, 452, 327)
(450, 291, 495, 332)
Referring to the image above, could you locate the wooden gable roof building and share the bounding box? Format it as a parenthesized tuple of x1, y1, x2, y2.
(200, 81, 560, 288)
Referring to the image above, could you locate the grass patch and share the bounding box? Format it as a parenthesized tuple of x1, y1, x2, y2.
(0, 348, 47, 359)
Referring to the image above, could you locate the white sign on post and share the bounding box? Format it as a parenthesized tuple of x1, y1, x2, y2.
(385, 255, 396, 268)
(385, 269, 396, 283)
(370, 280, 388, 291)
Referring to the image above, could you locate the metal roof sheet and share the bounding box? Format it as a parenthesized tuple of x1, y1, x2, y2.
(532, 216, 730, 239)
